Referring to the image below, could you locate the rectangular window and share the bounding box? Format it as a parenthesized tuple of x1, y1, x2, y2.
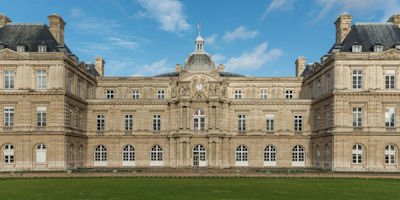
(77, 110, 82, 129)
(67, 74, 72, 92)
(352, 107, 362, 127)
(238, 114, 246, 131)
(125, 114, 133, 131)
(326, 111, 330, 128)
(352, 70, 362, 89)
(327, 74, 332, 91)
(317, 79, 321, 96)
(260, 90, 268, 99)
(106, 90, 114, 99)
(153, 114, 161, 131)
(266, 114, 274, 132)
(4, 107, 14, 127)
(235, 90, 242, 99)
(36, 107, 46, 127)
(285, 90, 293, 99)
(97, 114, 105, 131)
(38, 45, 47, 52)
(132, 90, 140, 99)
(352, 45, 362, 52)
(294, 115, 303, 131)
(85, 84, 89, 99)
(68, 109, 72, 127)
(16, 45, 25, 52)
(317, 113, 321, 130)
(385, 107, 395, 127)
(77, 80, 81, 97)
(157, 90, 165, 99)
(4, 70, 14, 89)
(309, 84, 313, 99)
(385, 70, 395, 90)
(36, 70, 46, 89)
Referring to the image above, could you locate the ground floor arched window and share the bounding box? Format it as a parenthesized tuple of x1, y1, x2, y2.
(36, 144, 46, 163)
(94, 145, 107, 166)
(193, 144, 206, 167)
(150, 145, 163, 166)
(385, 144, 396, 165)
(4, 144, 14, 164)
(264, 145, 276, 166)
(352, 144, 363, 164)
(235, 145, 248, 166)
(324, 144, 330, 166)
(292, 145, 305, 167)
(122, 145, 135, 166)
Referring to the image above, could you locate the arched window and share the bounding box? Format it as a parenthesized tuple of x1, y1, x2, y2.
(94, 145, 107, 166)
(78, 145, 83, 163)
(150, 145, 163, 166)
(122, 145, 135, 166)
(352, 144, 363, 164)
(4, 144, 14, 164)
(193, 110, 205, 130)
(68, 144, 73, 164)
(316, 145, 321, 165)
(36, 144, 46, 163)
(235, 145, 248, 166)
(264, 145, 276, 166)
(324, 144, 330, 165)
(292, 145, 305, 166)
(385, 145, 396, 164)
(193, 144, 206, 167)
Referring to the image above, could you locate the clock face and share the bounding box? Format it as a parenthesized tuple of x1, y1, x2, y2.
(196, 84, 203, 90)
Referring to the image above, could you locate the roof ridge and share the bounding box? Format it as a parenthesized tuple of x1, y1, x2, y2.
(7, 23, 46, 26)
(354, 22, 394, 25)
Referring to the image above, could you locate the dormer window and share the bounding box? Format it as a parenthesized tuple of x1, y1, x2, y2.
(16, 45, 25, 52)
(373, 44, 383, 52)
(38, 45, 47, 52)
(395, 44, 400, 50)
(352, 44, 362, 52)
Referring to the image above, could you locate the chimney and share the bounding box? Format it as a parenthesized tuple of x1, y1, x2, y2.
(388, 13, 400, 27)
(47, 13, 66, 46)
(94, 57, 105, 77)
(295, 56, 306, 77)
(217, 64, 225, 72)
(175, 64, 182, 72)
(334, 12, 352, 45)
(0, 14, 11, 29)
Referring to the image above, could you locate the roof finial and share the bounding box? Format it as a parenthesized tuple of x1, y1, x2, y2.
(197, 22, 201, 37)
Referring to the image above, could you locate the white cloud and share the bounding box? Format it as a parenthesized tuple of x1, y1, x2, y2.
(205, 34, 218, 45)
(225, 42, 282, 71)
(107, 37, 139, 50)
(262, 0, 296, 18)
(136, 0, 191, 34)
(223, 26, 259, 42)
(69, 9, 120, 34)
(131, 58, 172, 76)
(212, 53, 226, 65)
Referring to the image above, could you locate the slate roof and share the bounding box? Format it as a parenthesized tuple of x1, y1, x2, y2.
(154, 71, 245, 77)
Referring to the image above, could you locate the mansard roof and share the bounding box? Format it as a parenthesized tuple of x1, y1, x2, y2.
(154, 71, 245, 77)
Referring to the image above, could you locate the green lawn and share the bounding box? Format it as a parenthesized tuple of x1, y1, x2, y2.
(0, 177, 399, 200)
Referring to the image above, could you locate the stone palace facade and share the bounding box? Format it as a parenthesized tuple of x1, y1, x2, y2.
(1, 13, 400, 172)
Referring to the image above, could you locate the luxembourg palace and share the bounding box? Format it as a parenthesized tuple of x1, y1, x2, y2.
(1, 12, 400, 172)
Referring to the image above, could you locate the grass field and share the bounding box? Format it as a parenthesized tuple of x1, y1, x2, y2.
(0, 177, 399, 200)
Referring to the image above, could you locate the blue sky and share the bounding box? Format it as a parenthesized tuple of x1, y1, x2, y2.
(1, 0, 400, 77)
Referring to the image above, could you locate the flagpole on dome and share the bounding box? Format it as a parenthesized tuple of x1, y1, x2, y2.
(197, 22, 201, 37)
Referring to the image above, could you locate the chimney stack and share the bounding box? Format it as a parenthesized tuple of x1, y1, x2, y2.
(47, 14, 66, 46)
(334, 12, 352, 45)
(0, 14, 11, 29)
(295, 56, 306, 77)
(388, 13, 400, 27)
(94, 57, 105, 77)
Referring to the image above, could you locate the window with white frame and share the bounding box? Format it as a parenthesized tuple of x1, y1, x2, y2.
(294, 115, 303, 131)
(150, 145, 163, 166)
(132, 90, 140, 99)
(36, 144, 46, 163)
(374, 45, 383, 52)
(352, 144, 363, 164)
(352, 70, 362, 89)
(4, 107, 14, 127)
(68, 144, 73, 164)
(238, 114, 246, 131)
(292, 145, 305, 166)
(38, 45, 47, 52)
(285, 90, 293, 99)
(106, 90, 114, 99)
(36, 106, 46, 127)
(122, 145, 135, 166)
(124, 114, 133, 131)
(260, 90, 268, 99)
(36, 70, 46, 89)
(153, 114, 161, 131)
(193, 110, 205, 131)
(352, 45, 362, 52)
(4, 144, 14, 164)
(264, 145, 276, 166)
(96, 114, 105, 131)
(317, 113, 321, 130)
(235, 145, 248, 166)
(385, 70, 395, 90)
(16, 45, 25, 52)
(385, 107, 395, 127)
(266, 114, 274, 132)
(234, 90, 242, 99)
(317, 79, 321, 96)
(352, 107, 362, 127)
(4, 70, 14, 89)
(157, 90, 165, 99)
(385, 145, 396, 164)
(94, 145, 107, 166)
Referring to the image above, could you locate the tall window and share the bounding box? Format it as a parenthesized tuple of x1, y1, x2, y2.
(310, 84, 313, 98)
(124, 114, 133, 131)
(78, 145, 83, 163)
(193, 144, 206, 167)
(94, 145, 107, 166)
(385, 107, 395, 127)
(38, 45, 47, 52)
(36, 70, 46, 89)
(352, 70, 362, 89)
(317, 113, 321, 130)
(238, 114, 246, 131)
(316, 146, 321, 163)
(77, 80, 81, 97)
(260, 90, 268, 99)
(352, 107, 362, 127)
(157, 90, 165, 99)
(85, 84, 89, 99)
(317, 79, 321, 96)
(266, 114, 274, 132)
(106, 90, 114, 99)
(234, 90, 242, 99)
(77, 110, 82, 129)
(4, 70, 14, 89)
(132, 90, 140, 99)
(292, 145, 305, 166)
(326, 111, 330, 128)
(36, 106, 46, 127)
(285, 90, 293, 99)
(264, 145, 276, 166)
(68, 144, 73, 164)
(352, 144, 363, 164)
(153, 114, 161, 131)
(67, 74, 72, 92)
(193, 110, 205, 130)
(4, 144, 14, 164)
(385, 70, 395, 90)
(36, 144, 46, 163)
(150, 145, 163, 166)
(325, 144, 330, 164)
(235, 145, 248, 166)
(96, 114, 105, 131)
(4, 107, 14, 127)
(122, 145, 135, 166)
(68, 109, 72, 127)
(385, 145, 396, 164)
(327, 74, 332, 91)
(294, 115, 303, 131)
